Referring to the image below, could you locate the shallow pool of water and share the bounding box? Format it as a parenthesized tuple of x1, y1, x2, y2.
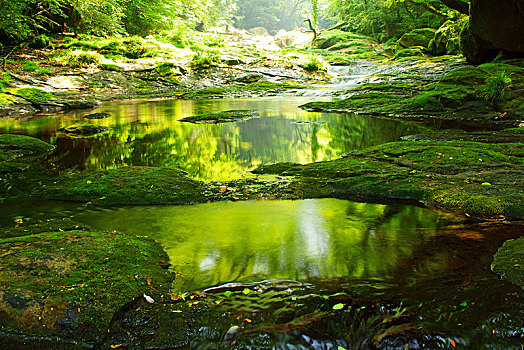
(0, 97, 425, 180)
(69, 198, 463, 291)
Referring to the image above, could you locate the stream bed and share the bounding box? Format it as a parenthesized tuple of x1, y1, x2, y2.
(1, 96, 523, 348)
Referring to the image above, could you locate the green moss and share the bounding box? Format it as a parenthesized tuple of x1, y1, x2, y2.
(21, 61, 39, 71)
(492, 237, 524, 289)
(181, 81, 304, 99)
(393, 47, 426, 59)
(0, 218, 89, 239)
(300, 61, 524, 122)
(313, 30, 374, 50)
(0, 93, 16, 104)
(0, 72, 11, 93)
(0, 230, 172, 341)
(13, 87, 54, 101)
(180, 110, 257, 124)
(397, 28, 436, 49)
(0, 134, 55, 163)
(58, 124, 110, 136)
(37, 166, 207, 205)
(253, 134, 524, 218)
(99, 63, 122, 71)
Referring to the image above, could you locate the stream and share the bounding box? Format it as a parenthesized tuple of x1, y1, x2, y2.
(1, 90, 523, 347)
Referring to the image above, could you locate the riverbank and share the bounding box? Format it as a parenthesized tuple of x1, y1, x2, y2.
(1, 29, 523, 349)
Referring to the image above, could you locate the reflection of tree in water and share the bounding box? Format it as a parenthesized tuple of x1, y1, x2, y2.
(1, 98, 424, 180)
(144, 200, 454, 291)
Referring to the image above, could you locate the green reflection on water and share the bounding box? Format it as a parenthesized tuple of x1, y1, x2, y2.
(74, 199, 454, 291)
(0, 97, 424, 180)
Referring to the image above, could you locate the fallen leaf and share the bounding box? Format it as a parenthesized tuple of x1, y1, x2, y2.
(242, 288, 251, 295)
(332, 303, 345, 310)
(449, 339, 456, 347)
(146, 277, 152, 286)
(219, 187, 227, 193)
(244, 318, 252, 323)
(110, 345, 122, 349)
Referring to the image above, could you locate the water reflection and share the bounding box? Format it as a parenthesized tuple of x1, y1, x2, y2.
(73, 199, 455, 291)
(0, 97, 424, 180)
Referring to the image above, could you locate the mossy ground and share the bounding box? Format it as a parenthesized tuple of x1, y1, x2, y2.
(252, 129, 524, 218)
(0, 227, 173, 345)
(301, 60, 524, 126)
(180, 109, 258, 124)
(180, 81, 306, 99)
(492, 237, 524, 289)
(37, 166, 207, 205)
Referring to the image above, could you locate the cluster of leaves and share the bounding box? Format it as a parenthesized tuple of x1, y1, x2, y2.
(0, 0, 241, 45)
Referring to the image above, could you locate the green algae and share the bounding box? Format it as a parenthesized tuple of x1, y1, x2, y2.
(180, 109, 258, 124)
(37, 166, 207, 205)
(492, 237, 524, 289)
(0, 229, 172, 342)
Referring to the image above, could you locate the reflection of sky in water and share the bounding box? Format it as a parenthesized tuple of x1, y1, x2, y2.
(73, 198, 455, 291)
(0, 97, 425, 180)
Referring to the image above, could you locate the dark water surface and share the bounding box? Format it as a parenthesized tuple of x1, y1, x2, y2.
(0, 97, 424, 180)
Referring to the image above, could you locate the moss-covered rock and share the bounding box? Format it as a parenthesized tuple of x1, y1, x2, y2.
(492, 237, 524, 289)
(58, 124, 110, 136)
(0, 134, 55, 173)
(397, 28, 436, 49)
(252, 131, 524, 218)
(82, 112, 112, 120)
(429, 19, 465, 56)
(313, 30, 375, 51)
(12, 87, 54, 101)
(300, 61, 524, 125)
(180, 110, 258, 124)
(0, 230, 173, 346)
(37, 166, 207, 205)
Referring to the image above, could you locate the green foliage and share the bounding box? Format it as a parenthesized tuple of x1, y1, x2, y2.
(21, 61, 39, 71)
(58, 50, 103, 68)
(299, 55, 326, 71)
(326, 0, 456, 41)
(35, 67, 50, 75)
(191, 50, 220, 68)
(0, 0, 237, 43)
(481, 71, 512, 105)
(0, 73, 11, 93)
(234, 0, 312, 34)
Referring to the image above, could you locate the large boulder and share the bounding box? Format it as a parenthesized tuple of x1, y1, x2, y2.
(429, 19, 465, 56)
(461, 0, 524, 63)
(397, 28, 436, 49)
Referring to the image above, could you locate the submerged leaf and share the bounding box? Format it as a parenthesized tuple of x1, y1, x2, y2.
(332, 303, 345, 310)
